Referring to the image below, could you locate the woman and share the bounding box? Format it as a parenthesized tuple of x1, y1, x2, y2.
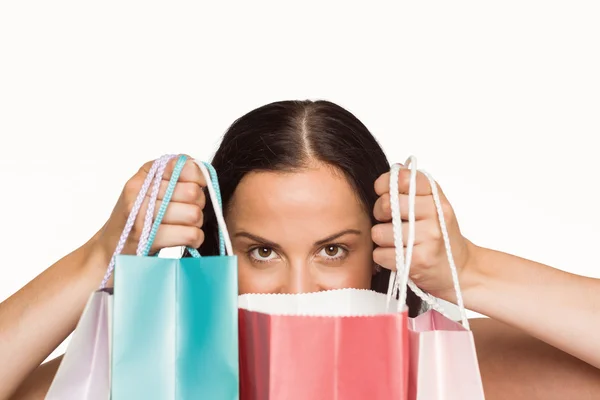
(2, 100, 600, 399)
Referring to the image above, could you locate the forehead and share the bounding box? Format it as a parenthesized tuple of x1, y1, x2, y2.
(227, 164, 369, 233)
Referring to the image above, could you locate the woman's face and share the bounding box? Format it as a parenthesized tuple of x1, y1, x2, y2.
(227, 162, 375, 294)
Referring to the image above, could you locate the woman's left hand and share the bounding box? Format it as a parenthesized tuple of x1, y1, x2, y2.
(370, 166, 479, 301)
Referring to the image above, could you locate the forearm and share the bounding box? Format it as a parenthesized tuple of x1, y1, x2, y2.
(0, 233, 107, 399)
(459, 244, 600, 368)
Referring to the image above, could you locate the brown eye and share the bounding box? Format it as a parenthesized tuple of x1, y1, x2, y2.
(257, 247, 272, 258)
(250, 247, 278, 262)
(318, 244, 348, 262)
(324, 245, 339, 257)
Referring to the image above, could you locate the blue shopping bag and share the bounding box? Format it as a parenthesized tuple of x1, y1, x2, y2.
(111, 155, 239, 399)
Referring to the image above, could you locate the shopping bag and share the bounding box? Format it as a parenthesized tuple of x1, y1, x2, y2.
(44, 290, 111, 400)
(111, 155, 239, 400)
(45, 154, 176, 400)
(387, 159, 485, 400)
(238, 288, 410, 399)
(408, 310, 484, 400)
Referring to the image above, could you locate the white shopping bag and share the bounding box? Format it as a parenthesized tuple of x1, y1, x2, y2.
(45, 290, 111, 400)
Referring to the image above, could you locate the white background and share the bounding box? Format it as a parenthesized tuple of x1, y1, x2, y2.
(1, 1, 599, 361)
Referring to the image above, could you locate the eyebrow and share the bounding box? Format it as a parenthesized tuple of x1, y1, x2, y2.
(234, 229, 362, 248)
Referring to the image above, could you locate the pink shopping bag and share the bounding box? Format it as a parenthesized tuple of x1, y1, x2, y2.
(238, 289, 409, 400)
(408, 310, 484, 400)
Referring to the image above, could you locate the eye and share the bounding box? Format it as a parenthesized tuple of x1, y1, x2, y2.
(318, 245, 347, 260)
(249, 247, 279, 262)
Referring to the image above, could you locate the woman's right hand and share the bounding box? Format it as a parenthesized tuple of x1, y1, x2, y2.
(92, 157, 207, 275)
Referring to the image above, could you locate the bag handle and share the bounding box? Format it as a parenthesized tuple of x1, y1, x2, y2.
(139, 154, 193, 257)
(201, 161, 227, 256)
(136, 156, 227, 257)
(388, 157, 443, 313)
(139, 157, 233, 257)
(194, 160, 233, 256)
(387, 156, 470, 329)
(98, 156, 170, 289)
(386, 159, 418, 310)
(136, 154, 177, 255)
(421, 165, 470, 328)
(97, 154, 232, 289)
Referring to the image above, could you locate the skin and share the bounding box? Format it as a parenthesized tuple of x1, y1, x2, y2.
(230, 164, 374, 295)
(0, 158, 207, 400)
(373, 169, 600, 370)
(2, 158, 600, 399)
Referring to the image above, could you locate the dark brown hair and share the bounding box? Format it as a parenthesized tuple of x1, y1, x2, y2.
(193, 100, 422, 316)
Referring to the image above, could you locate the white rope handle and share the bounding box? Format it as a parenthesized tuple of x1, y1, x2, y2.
(386, 163, 405, 309)
(386, 156, 470, 328)
(386, 159, 445, 315)
(386, 159, 418, 312)
(422, 168, 470, 329)
(193, 160, 234, 256)
(388, 157, 446, 316)
(395, 158, 418, 309)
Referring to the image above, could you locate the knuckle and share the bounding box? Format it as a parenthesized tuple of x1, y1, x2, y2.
(382, 194, 391, 215)
(372, 248, 384, 266)
(186, 184, 202, 202)
(197, 189, 206, 209)
(137, 161, 154, 175)
(441, 200, 454, 219)
(430, 226, 442, 240)
(123, 179, 144, 211)
(183, 228, 197, 245)
(124, 175, 142, 196)
(123, 197, 135, 215)
(411, 250, 425, 266)
(130, 224, 141, 241)
(167, 157, 179, 169)
(189, 228, 205, 248)
(410, 272, 423, 282)
(398, 170, 410, 189)
(191, 206, 204, 226)
(373, 247, 395, 270)
(421, 253, 434, 268)
(371, 225, 384, 245)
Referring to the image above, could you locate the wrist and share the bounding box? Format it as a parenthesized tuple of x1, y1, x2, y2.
(78, 227, 113, 281)
(458, 240, 489, 305)
(433, 239, 490, 307)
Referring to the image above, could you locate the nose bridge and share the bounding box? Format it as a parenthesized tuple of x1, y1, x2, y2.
(284, 256, 317, 294)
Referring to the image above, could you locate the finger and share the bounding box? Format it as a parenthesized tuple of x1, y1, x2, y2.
(371, 220, 438, 247)
(374, 169, 433, 196)
(139, 156, 206, 184)
(162, 157, 207, 184)
(373, 247, 398, 271)
(150, 224, 205, 251)
(150, 181, 206, 207)
(373, 193, 436, 222)
(373, 244, 429, 272)
(139, 159, 158, 174)
(153, 201, 204, 228)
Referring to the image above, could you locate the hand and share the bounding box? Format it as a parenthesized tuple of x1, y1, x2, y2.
(371, 166, 477, 301)
(92, 156, 206, 272)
